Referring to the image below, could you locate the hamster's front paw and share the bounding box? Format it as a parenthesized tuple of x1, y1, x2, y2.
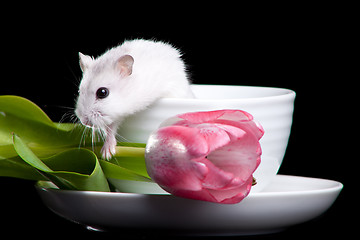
(101, 135, 117, 160)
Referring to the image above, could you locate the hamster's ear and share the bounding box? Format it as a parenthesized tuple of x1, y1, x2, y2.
(116, 55, 134, 77)
(79, 52, 93, 72)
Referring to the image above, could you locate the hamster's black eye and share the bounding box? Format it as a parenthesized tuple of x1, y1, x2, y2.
(96, 87, 109, 99)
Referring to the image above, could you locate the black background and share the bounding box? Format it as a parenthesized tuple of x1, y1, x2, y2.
(0, 5, 353, 239)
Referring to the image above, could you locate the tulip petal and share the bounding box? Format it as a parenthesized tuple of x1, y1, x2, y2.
(178, 110, 226, 123)
(195, 123, 231, 153)
(150, 125, 209, 158)
(145, 126, 208, 191)
(215, 119, 264, 140)
(172, 175, 254, 204)
(213, 123, 247, 139)
(218, 110, 254, 122)
(191, 160, 208, 179)
(209, 176, 253, 204)
(206, 131, 261, 182)
(194, 157, 234, 189)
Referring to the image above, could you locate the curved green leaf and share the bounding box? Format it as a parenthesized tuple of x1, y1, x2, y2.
(12, 134, 110, 192)
(0, 155, 45, 180)
(0, 95, 151, 191)
(13, 134, 52, 172)
(0, 96, 93, 158)
(0, 95, 54, 127)
(100, 160, 151, 182)
(110, 156, 150, 179)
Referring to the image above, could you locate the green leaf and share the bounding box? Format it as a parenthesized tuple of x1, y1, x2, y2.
(0, 155, 46, 180)
(0, 95, 152, 191)
(12, 134, 110, 192)
(100, 160, 151, 182)
(0, 95, 93, 158)
(12, 133, 52, 172)
(110, 156, 150, 179)
(0, 95, 54, 127)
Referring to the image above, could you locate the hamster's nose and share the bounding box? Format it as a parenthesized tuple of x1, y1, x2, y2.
(75, 108, 92, 127)
(80, 117, 93, 127)
(75, 111, 92, 127)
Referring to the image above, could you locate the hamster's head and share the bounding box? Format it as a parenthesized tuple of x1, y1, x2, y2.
(75, 53, 134, 129)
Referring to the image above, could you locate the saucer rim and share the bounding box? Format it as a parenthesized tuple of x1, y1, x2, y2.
(249, 174, 343, 197)
(36, 174, 343, 197)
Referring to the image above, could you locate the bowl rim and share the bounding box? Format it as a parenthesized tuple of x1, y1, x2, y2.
(160, 84, 296, 102)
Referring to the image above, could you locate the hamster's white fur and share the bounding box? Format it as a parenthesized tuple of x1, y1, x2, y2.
(75, 39, 194, 159)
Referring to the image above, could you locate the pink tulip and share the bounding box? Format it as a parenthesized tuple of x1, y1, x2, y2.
(145, 110, 264, 204)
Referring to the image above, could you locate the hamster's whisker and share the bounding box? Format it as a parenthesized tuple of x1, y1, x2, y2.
(64, 59, 82, 85)
(70, 113, 78, 124)
(115, 132, 132, 143)
(58, 110, 74, 124)
(79, 125, 92, 149)
(57, 105, 75, 110)
(91, 127, 96, 151)
(95, 119, 106, 141)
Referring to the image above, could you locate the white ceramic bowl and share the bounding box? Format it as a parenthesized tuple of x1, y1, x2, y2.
(117, 85, 296, 192)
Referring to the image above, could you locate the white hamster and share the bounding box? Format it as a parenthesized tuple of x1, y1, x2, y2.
(75, 39, 194, 159)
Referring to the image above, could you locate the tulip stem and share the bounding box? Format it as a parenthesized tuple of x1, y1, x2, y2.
(113, 146, 145, 158)
(88, 145, 145, 159)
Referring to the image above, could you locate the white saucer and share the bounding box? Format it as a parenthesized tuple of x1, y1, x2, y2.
(36, 175, 343, 236)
